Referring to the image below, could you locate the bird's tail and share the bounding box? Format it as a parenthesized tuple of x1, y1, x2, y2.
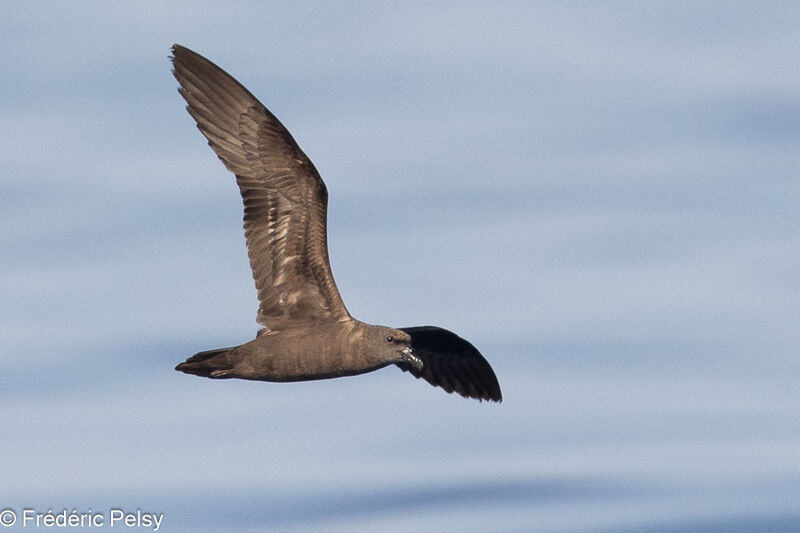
(175, 347, 235, 378)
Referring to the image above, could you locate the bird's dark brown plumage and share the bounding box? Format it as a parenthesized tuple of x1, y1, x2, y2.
(171, 44, 501, 402)
(171, 44, 347, 328)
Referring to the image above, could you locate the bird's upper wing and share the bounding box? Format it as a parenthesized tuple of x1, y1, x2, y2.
(171, 44, 350, 328)
(398, 326, 502, 402)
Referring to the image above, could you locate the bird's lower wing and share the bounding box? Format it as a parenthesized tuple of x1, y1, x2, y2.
(397, 326, 502, 402)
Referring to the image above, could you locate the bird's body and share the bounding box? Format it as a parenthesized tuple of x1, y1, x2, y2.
(171, 44, 502, 402)
(178, 321, 410, 382)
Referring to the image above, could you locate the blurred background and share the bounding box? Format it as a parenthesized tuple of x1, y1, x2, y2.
(2, 2, 799, 531)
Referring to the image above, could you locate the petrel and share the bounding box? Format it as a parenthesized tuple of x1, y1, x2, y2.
(171, 44, 502, 402)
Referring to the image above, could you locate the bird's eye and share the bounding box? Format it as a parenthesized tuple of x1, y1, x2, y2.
(386, 335, 394, 343)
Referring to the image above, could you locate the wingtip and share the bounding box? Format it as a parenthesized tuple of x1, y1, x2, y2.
(485, 376, 503, 403)
(169, 45, 185, 73)
(169, 43, 194, 66)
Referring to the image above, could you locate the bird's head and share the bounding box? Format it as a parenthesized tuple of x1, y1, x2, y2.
(374, 326, 422, 370)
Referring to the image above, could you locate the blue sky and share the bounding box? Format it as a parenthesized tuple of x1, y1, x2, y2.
(2, 2, 800, 532)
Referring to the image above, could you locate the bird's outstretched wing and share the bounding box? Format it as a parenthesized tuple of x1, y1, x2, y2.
(171, 44, 350, 328)
(398, 326, 502, 402)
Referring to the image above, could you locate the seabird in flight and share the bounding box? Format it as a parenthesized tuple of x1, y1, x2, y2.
(171, 44, 501, 402)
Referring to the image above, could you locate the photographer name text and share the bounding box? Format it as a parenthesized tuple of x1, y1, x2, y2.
(0, 508, 162, 531)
